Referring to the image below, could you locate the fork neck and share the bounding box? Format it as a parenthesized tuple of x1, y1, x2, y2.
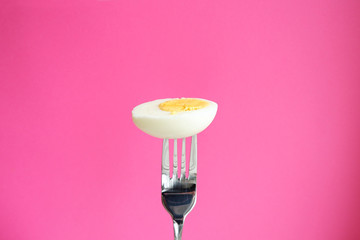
(173, 219, 184, 240)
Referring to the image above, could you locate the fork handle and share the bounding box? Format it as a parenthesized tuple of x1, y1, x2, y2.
(173, 219, 184, 240)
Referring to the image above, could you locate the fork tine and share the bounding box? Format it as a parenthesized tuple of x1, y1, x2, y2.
(180, 138, 186, 180)
(189, 135, 197, 178)
(173, 139, 178, 179)
(162, 139, 170, 176)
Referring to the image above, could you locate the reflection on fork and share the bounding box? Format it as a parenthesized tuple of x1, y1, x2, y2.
(161, 135, 198, 240)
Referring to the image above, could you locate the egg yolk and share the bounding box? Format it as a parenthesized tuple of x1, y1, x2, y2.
(159, 98, 209, 114)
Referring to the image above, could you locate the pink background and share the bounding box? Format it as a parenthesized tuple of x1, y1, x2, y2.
(1, 0, 360, 239)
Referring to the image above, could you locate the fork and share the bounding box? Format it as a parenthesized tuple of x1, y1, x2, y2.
(161, 135, 198, 240)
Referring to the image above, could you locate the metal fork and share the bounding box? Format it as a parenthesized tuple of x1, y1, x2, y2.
(161, 135, 197, 240)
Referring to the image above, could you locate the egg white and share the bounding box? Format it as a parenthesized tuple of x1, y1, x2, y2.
(132, 98, 218, 139)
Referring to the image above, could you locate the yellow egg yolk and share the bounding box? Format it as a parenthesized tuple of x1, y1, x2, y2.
(159, 98, 209, 114)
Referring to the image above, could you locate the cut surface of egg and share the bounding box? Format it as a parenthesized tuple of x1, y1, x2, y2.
(132, 98, 218, 139)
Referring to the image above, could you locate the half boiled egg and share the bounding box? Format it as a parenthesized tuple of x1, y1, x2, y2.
(132, 98, 218, 139)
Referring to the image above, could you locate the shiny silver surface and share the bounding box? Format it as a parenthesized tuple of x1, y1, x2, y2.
(161, 135, 197, 240)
